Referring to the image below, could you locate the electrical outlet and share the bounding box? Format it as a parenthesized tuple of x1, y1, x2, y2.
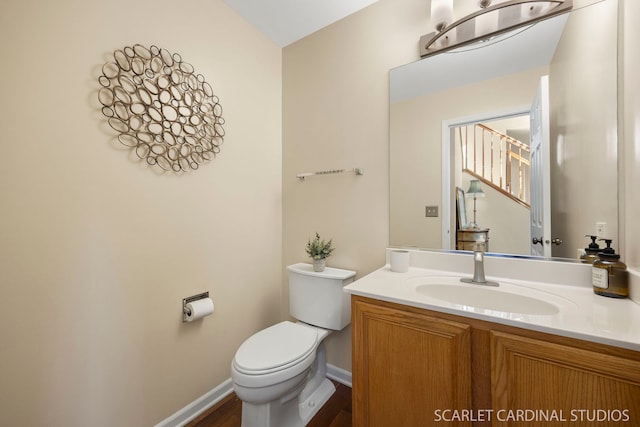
(425, 206, 439, 217)
(596, 222, 607, 238)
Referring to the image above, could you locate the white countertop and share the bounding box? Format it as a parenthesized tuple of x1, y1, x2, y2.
(345, 258, 640, 351)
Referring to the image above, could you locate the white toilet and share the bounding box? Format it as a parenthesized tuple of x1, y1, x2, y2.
(231, 263, 356, 427)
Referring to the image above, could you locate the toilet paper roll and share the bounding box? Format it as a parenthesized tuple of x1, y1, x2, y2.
(185, 298, 215, 322)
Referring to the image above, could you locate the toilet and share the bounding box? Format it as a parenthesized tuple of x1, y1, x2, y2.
(231, 263, 356, 427)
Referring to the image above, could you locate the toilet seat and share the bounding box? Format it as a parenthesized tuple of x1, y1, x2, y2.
(233, 321, 318, 376)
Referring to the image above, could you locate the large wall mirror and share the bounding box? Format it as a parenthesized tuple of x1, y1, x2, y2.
(389, 0, 619, 260)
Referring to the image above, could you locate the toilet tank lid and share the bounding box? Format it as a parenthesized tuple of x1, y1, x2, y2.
(287, 263, 356, 280)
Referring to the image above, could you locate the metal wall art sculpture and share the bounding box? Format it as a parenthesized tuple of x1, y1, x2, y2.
(98, 44, 225, 172)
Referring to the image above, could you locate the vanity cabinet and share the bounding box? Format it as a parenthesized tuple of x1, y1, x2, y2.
(352, 295, 640, 427)
(351, 296, 473, 427)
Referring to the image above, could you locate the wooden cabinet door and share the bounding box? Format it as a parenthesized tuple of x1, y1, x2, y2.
(352, 297, 472, 427)
(492, 331, 640, 426)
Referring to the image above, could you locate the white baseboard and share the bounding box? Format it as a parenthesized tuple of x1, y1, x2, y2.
(153, 378, 234, 427)
(154, 364, 352, 427)
(326, 363, 352, 388)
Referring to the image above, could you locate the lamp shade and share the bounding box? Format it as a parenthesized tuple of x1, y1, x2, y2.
(466, 179, 485, 197)
(431, 0, 453, 32)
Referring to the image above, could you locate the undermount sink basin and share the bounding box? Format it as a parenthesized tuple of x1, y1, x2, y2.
(409, 276, 570, 316)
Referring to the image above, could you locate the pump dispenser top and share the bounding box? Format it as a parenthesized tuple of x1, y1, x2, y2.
(598, 239, 617, 258)
(580, 235, 601, 264)
(591, 239, 628, 298)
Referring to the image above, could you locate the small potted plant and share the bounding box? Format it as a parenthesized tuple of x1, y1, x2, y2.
(305, 232, 335, 272)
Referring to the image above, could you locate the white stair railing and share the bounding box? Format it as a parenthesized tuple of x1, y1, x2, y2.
(458, 123, 530, 208)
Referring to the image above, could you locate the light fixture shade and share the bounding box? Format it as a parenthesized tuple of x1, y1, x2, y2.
(420, 0, 572, 58)
(431, 0, 453, 32)
(466, 179, 485, 196)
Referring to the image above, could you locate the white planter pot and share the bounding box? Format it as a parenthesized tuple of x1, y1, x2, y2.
(312, 259, 326, 272)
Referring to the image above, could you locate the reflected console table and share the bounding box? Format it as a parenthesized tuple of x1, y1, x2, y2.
(456, 228, 490, 251)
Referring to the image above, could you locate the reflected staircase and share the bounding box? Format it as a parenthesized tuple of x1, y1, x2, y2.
(458, 123, 531, 209)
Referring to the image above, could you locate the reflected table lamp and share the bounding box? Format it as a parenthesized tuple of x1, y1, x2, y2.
(466, 179, 485, 229)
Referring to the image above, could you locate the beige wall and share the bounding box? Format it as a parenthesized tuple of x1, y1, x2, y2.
(0, 0, 282, 426)
(282, 0, 431, 371)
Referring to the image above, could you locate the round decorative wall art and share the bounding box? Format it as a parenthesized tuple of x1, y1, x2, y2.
(98, 44, 225, 172)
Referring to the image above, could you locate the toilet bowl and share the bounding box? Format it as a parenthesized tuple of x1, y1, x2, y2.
(231, 321, 332, 427)
(231, 263, 356, 427)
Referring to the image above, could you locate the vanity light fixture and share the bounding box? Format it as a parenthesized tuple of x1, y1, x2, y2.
(466, 179, 485, 229)
(420, 0, 573, 58)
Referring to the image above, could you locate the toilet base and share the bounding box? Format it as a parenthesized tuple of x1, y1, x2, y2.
(298, 377, 335, 423)
(239, 341, 336, 427)
(240, 377, 336, 427)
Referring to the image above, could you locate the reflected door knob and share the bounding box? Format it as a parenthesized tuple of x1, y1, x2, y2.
(532, 237, 544, 245)
(551, 238, 563, 245)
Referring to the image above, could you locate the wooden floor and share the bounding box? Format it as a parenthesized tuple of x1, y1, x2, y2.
(187, 381, 352, 427)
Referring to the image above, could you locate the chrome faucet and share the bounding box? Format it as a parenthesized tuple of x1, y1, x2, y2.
(461, 245, 499, 287)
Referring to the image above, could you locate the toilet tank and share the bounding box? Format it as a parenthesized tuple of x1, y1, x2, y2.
(287, 263, 356, 330)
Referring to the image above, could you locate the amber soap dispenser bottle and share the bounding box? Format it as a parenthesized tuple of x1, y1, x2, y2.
(592, 239, 628, 298)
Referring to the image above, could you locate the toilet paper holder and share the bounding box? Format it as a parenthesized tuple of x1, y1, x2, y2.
(183, 291, 209, 322)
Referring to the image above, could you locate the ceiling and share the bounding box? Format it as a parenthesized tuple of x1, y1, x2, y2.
(223, 0, 380, 47)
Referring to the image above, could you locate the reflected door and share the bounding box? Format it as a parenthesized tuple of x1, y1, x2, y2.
(529, 76, 551, 257)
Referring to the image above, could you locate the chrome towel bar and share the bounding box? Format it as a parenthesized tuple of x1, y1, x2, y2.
(296, 168, 363, 180)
